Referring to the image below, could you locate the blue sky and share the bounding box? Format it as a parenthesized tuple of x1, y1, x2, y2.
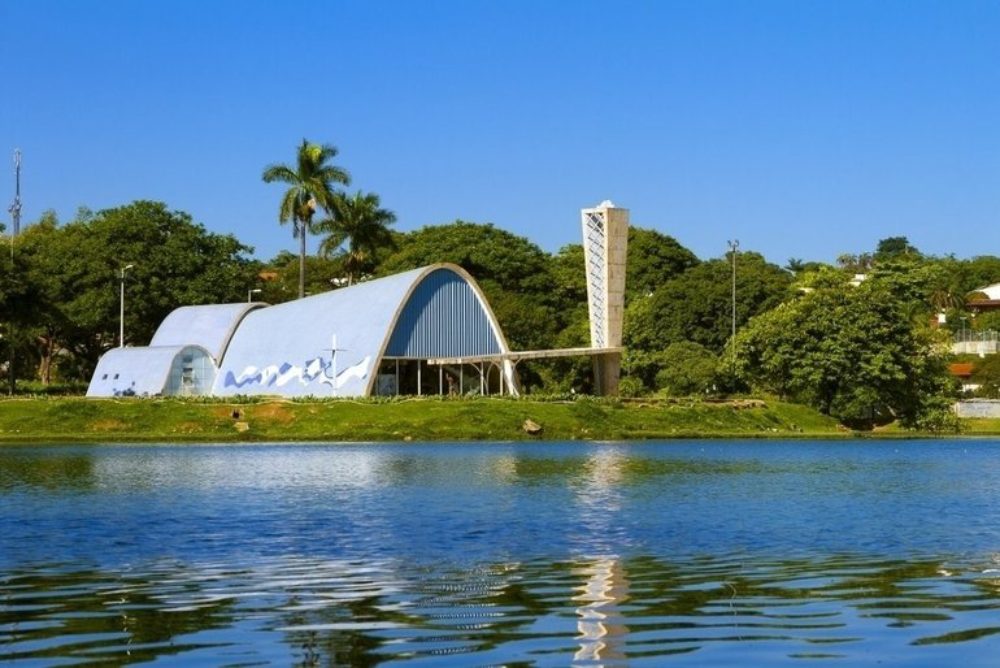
(2, 0, 997, 265)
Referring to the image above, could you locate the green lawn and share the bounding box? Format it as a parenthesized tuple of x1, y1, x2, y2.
(0, 396, 847, 443)
(952, 418, 1000, 436)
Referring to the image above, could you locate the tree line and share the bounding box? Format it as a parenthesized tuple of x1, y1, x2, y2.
(2, 140, 997, 429)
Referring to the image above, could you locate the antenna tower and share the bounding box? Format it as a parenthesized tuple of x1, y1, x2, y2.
(8, 149, 21, 237)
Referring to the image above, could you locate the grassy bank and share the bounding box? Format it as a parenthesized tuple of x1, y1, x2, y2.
(0, 396, 848, 443)
(949, 418, 1000, 436)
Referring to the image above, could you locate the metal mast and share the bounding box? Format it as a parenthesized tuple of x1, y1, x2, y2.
(8, 149, 21, 236)
(727, 239, 739, 378)
(6, 150, 19, 394)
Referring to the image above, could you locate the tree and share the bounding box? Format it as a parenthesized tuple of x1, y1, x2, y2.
(625, 227, 699, 298)
(786, 258, 829, 275)
(625, 251, 792, 355)
(958, 256, 1000, 293)
(875, 235, 920, 260)
(256, 250, 344, 304)
(20, 201, 257, 378)
(928, 288, 964, 313)
(971, 355, 1000, 398)
(547, 229, 700, 371)
(378, 221, 562, 352)
(655, 342, 719, 396)
(548, 243, 589, 322)
(866, 257, 946, 320)
(836, 253, 874, 273)
(732, 272, 954, 429)
(262, 139, 350, 298)
(933, 254, 1000, 302)
(317, 191, 397, 286)
(16, 212, 66, 383)
(971, 311, 1000, 333)
(785, 258, 806, 274)
(0, 246, 43, 393)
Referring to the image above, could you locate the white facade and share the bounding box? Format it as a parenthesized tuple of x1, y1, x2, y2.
(87, 264, 515, 398)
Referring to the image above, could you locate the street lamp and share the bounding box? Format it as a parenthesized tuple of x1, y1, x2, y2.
(120, 264, 134, 348)
(248, 288, 262, 303)
(727, 240, 739, 376)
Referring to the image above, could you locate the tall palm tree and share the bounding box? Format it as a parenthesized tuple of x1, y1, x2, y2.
(928, 288, 964, 313)
(262, 139, 350, 298)
(317, 191, 397, 286)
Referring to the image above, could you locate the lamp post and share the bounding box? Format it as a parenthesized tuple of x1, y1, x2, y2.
(961, 316, 968, 343)
(248, 288, 262, 303)
(727, 240, 739, 377)
(120, 264, 134, 348)
(8, 150, 21, 262)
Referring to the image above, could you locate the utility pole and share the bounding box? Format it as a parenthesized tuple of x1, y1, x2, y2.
(120, 264, 134, 347)
(8, 150, 21, 237)
(6, 150, 21, 394)
(8, 150, 21, 260)
(727, 239, 739, 377)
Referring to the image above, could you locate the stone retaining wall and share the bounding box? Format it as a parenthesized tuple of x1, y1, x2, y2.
(954, 399, 1000, 418)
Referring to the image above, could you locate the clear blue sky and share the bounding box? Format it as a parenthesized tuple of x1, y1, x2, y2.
(2, 0, 998, 265)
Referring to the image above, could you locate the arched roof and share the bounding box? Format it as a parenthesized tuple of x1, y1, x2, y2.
(213, 263, 510, 398)
(86, 345, 213, 397)
(150, 303, 263, 362)
(971, 283, 1000, 301)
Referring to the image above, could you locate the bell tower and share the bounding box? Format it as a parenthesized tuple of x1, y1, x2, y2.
(581, 200, 628, 395)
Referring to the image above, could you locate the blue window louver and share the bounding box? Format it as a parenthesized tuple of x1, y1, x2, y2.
(385, 269, 500, 358)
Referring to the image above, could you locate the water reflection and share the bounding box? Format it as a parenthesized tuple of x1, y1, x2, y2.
(5, 554, 1000, 665)
(573, 556, 630, 665)
(0, 562, 239, 664)
(0, 452, 96, 491)
(4, 441, 1000, 665)
(571, 448, 628, 556)
(568, 448, 631, 665)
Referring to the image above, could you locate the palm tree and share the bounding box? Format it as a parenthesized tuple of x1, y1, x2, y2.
(928, 288, 965, 313)
(262, 139, 350, 298)
(317, 191, 397, 286)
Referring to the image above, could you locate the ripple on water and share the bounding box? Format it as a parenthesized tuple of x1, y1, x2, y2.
(4, 554, 1000, 665)
(4, 441, 1000, 665)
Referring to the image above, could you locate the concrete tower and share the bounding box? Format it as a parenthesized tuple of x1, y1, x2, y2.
(581, 200, 629, 395)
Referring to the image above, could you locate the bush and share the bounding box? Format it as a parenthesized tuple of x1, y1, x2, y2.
(655, 342, 718, 396)
(617, 376, 646, 398)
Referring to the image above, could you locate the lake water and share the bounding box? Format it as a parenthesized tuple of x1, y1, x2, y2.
(2, 440, 1000, 666)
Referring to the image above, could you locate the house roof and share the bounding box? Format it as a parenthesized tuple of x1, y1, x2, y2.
(969, 283, 1000, 301)
(949, 362, 974, 378)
